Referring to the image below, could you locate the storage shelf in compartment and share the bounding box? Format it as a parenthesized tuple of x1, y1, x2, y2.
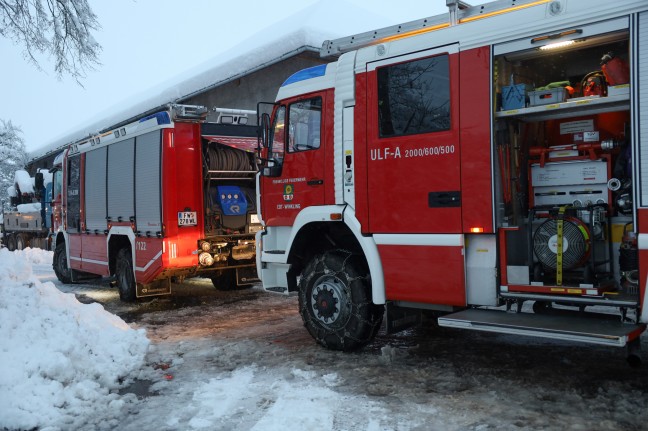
(495, 94, 630, 121)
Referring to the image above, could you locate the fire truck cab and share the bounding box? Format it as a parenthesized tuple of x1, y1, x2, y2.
(257, 0, 648, 359)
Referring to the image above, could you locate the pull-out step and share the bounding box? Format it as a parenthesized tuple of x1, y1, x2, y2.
(438, 308, 645, 347)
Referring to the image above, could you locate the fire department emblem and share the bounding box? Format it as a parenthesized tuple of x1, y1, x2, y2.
(283, 184, 294, 201)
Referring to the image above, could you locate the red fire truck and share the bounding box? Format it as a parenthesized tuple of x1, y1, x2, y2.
(52, 104, 261, 301)
(257, 0, 648, 362)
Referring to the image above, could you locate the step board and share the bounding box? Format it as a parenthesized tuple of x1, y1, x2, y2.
(438, 308, 645, 347)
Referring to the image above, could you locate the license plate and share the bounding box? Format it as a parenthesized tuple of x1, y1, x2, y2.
(178, 211, 197, 226)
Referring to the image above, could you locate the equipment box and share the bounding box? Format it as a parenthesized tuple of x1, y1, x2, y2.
(502, 83, 531, 110)
(528, 87, 567, 106)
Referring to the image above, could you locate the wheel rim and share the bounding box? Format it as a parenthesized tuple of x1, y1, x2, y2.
(310, 275, 351, 329)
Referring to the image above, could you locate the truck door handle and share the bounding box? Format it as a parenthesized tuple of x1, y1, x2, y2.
(307, 179, 324, 186)
(428, 191, 461, 208)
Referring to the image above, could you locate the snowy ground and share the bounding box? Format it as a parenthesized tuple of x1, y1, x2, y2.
(3, 248, 648, 430)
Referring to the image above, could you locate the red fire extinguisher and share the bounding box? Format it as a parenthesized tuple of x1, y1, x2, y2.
(600, 51, 630, 86)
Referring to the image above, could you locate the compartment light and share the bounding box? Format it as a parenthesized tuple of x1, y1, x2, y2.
(539, 40, 575, 50)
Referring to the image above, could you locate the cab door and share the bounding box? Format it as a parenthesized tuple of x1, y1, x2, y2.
(366, 45, 461, 234)
(364, 45, 466, 306)
(65, 153, 83, 270)
(261, 94, 328, 226)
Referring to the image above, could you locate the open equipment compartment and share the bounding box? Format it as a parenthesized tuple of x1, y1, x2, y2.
(198, 119, 262, 289)
(493, 19, 637, 309)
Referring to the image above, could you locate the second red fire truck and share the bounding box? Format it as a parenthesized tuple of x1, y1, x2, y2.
(51, 104, 261, 300)
(256, 0, 648, 362)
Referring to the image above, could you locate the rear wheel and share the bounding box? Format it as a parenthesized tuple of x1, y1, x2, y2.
(210, 269, 238, 290)
(53, 242, 72, 283)
(15, 233, 28, 250)
(5, 233, 16, 251)
(298, 250, 384, 351)
(116, 248, 136, 302)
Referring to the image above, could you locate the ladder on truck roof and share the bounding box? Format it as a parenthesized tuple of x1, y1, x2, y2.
(320, 0, 552, 58)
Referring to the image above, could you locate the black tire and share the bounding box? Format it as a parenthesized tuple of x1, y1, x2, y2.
(298, 250, 384, 351)
(5, 234, 16, 252)
(15, 233, 28, 250)
(116, 248, 136, 302)
(53, 242, 72, 283)
(210, 269, 238, 291)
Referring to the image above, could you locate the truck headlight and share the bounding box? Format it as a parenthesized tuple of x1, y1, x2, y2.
(199, 252, 214, 266)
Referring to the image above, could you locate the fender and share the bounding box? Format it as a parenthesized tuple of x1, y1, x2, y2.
(56, 229, 71, 269)
(264, 204, 386, 304)
(107, 226, 136, 274)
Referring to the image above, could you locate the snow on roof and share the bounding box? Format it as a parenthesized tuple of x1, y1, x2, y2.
(30, 0, 399, 161)
(14, 170, 34, 194)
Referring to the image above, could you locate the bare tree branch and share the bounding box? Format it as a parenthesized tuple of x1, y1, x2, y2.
(0, 0, 102, 84)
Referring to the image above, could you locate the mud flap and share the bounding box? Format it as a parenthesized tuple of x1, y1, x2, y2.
(237, 266, 260, 286)
(136, 278, 172, 297)
(385, 302, 422, 334)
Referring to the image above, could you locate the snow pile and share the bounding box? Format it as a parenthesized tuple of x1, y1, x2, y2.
(0, 248, 150, 430)
(18, 247, 54, 264)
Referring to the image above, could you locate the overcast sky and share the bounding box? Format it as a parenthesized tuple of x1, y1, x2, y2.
(1, 0, 460, 152)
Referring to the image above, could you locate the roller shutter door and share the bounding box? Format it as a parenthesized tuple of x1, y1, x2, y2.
(135, 131, 162, 234)
(107, 138, 135, 221)
(85, 147, 107, 232)
(639, 12, 648, 206)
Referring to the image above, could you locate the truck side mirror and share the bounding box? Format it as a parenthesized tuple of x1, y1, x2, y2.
(260, 113, 271, 148)
(262, 159, 283, 177)
(35, 172, 44, 190)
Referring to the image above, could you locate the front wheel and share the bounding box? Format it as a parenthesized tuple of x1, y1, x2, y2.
(115, 248, 136, 302)
(53, 242, 72, 283)
(298, 251, 384, 351)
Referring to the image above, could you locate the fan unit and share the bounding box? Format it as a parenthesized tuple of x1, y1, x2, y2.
(533, 217, 591, 269)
